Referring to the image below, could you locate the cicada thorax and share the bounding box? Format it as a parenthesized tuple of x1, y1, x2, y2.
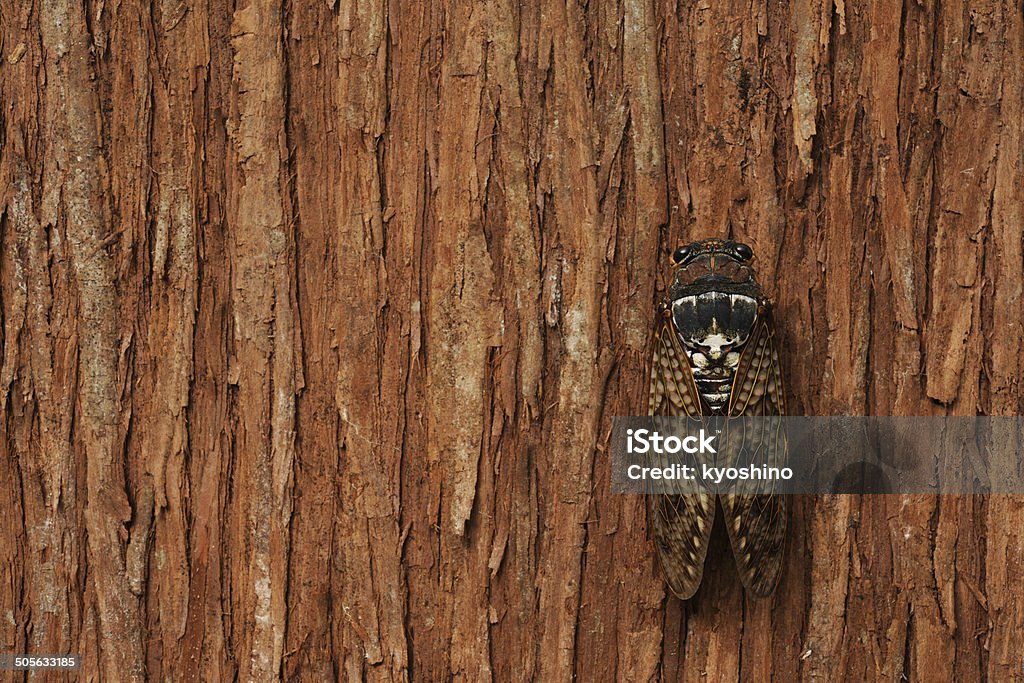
(669, 292, 761, 414)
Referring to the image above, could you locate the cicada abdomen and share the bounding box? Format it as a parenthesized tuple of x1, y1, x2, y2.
(647, 239, 787, 599)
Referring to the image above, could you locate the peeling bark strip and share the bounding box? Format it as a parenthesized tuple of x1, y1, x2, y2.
(1, 0, 1023, 679)
(429, 0, 499, 542)
(790, 0, 820, 175)
(229, 0, 298, 678)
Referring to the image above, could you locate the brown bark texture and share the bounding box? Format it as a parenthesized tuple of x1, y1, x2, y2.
(1, 0, 1022, 680)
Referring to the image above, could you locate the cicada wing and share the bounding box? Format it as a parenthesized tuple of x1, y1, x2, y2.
(651, 492, 715, 599)
(726, 307, 787, 417)
(648, 315, 705, 418)
(721, 308, 788, 597)
(648, 315, 715, 599)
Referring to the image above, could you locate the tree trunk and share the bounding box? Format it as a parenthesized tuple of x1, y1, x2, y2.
(1, 0, 1021, 680)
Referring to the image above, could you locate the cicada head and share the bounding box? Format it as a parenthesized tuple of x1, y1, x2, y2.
(667, 239, 761, 300)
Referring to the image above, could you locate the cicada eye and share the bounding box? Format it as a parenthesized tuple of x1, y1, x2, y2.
(734, 243, 753, 261)
(671, 246, 690, 265)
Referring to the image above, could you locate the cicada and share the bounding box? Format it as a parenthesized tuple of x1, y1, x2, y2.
(647, 239, 787, 599)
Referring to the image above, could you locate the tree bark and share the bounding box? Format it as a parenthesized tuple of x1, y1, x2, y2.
(1, 0, 1021, 680)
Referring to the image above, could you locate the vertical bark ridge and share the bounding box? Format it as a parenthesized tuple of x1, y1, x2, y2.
(228, 0, 298, 677)
(335, 0, 410, 679)
(39, 0, 145, 678)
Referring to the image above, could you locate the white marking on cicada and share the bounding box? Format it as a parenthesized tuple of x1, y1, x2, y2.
(703, 333, 730, 360)
(730, 294, 750, 310)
